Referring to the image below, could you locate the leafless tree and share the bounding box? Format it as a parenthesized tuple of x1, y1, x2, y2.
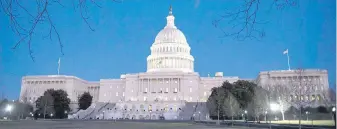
(0, 0, 122, 61)
(222, 91, 240, 126)
(289, 68, 318, 129)
(212, 0, 299, 41)
(247, 86, 269, 122)
(272, 83, 292, 120)
(319, 85, 335, 106)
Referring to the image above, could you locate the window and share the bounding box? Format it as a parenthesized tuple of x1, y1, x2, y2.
(189, 88, 192, 92)
(165, 88, 169, 92)
(116, 92, 119, 96)
(110, 86, 112, 89)
(174, 97, 176, 101)
(104, 93, 106, 96)
(131, 90, 134, 92)
(189, 97, 192, 101)
(174, 88, 178, 93)
(144, 97, 147, 101)
(166, 81, 169, 83)
(204, 92, 207, 96)
(165, 97, 168, 100)
(175, 81, 177, 83)
(117, 86, 119, 89)
(122, 92, 125, 96)
(145, 88, 148, 93)
(316, 95, 320, 101)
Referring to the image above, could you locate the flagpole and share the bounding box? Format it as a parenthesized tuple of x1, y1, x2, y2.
(287, 52, 291, 71)
(58, 58, 61, 75)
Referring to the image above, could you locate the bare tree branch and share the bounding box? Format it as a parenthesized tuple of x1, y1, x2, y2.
(0, 0, 120, 61)
(213, 0, 298, 41)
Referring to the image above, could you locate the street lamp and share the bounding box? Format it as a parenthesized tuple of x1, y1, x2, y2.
(198, 111, 201, 120)
(270, 103, 279, 112)
(103, 110, 105, 120)
(5, 104, 13, 119)
(332, 107, 336, 125)
(5, 104, 13, 113)
(270, 103, 280, 121)
(305, 111, 309, 121)
(244, 110, 248, 122)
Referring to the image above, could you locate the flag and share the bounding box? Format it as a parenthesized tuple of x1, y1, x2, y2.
(283, 49, 288, 55)
(58, 58, 61, 65)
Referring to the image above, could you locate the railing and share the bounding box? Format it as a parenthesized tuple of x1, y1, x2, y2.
(98, 103, 110, 112)
(83, 108, 95, 119)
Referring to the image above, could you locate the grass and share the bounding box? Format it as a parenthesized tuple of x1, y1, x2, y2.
(260, 120, 335, 126)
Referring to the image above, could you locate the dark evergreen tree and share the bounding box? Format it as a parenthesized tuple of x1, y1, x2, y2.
(78, 92, 93, 110)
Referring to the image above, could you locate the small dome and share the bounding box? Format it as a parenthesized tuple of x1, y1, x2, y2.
(154, 28, 187, 44)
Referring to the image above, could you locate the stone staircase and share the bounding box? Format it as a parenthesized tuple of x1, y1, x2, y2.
(178, 102, 197, 120)
(69, 102, 107, 119)
(85, 103, 116, 119)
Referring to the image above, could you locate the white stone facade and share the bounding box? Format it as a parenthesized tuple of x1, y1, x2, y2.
(98, 71, 239, 104)
(256, 69, 330, 108)
(20, 75, 100, 105)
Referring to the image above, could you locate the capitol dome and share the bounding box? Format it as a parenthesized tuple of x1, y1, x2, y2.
(154, 28, 187, 44)
(147, 6, 194, 73)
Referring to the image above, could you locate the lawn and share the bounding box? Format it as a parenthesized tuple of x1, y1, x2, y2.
(261, 120, 335, 126)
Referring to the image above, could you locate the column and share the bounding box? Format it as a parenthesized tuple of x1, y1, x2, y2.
(169, 78, 171, 93)
(148, 78, 150, 93)
(142, 79, 144, 93)
(178, 78, 181, 92)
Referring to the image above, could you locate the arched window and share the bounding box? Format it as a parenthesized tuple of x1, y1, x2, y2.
(311, 95, 315, 101)
(148, 105, 152, 111)
(132, 104, 136, 111)
(124, 105, 128, 110)
(316, 95, 320, 101)
(164, 105, 169, 111)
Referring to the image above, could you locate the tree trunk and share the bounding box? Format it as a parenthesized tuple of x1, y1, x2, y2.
(281, 111, 285, 120)
(231, 116, 234, 126)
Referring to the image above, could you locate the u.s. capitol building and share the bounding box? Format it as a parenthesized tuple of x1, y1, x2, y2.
(19, 6, 330, 120)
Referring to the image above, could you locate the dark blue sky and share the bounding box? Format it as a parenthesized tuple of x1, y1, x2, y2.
(0, 0, 335, 99)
